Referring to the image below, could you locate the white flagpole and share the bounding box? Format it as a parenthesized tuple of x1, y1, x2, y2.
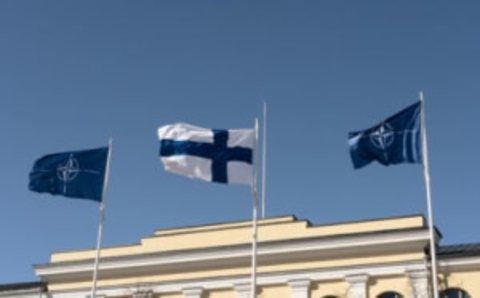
(250, 119, 259, 298)
(419, 92, 439, 298)
(90, 139, 113, 298)
(261, 101, 267, 219)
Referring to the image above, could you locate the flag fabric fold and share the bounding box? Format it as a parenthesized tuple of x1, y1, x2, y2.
(348, 101, 422, 169)
(29, 147, 109, 202)
(158, 122, 254, 185)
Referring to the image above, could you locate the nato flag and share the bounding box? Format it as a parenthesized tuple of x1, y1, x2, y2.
(29, 147, 108, 202)
(348, 101, 422, 169)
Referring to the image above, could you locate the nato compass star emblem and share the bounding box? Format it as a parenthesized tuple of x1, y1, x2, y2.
(56, 154, 80, 193)
(57, 154, 80, 182)
(369, 123, 395, 150)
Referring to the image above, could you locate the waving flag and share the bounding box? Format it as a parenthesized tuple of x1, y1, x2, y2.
(158, 123, 254, 185)
(29, 147, 109, 202)
(348, 101, 422, 169)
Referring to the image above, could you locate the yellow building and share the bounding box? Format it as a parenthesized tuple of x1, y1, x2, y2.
(26, 214, 480, 298)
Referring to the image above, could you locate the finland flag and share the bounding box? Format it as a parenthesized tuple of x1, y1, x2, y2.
(158, 123, 254, 185)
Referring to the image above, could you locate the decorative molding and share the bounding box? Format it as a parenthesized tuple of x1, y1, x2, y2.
(182, 287, 203, 298)
(407, 269, 430, 298)
(288, 279, 311, 298)
(345, 274, 369, 298)
(47, 261, 427, 298)
(234, 283, 251, 298)
(132, 290, 153, 298)
(36, 229, 430, 283)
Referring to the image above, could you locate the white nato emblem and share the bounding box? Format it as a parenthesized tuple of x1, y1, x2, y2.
(369, 123, 394, 150)
(57, 155, 80, 182)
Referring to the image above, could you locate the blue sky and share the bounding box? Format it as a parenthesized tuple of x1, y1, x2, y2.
(1, 1, 479, 283)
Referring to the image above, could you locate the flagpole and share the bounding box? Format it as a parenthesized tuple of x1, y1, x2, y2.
(419, 92, 439, 298)
(250, 119, 259, 298)
(90, 139, 113, 298)
(261, 101, 267, 219)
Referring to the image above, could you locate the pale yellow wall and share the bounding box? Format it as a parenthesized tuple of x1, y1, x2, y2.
(369, 276, 411, 297)
(206, 289, 236, 298)
(50, 215, 425, 263)
(441, 270, 480, 297)
(311, 280, 348, 298)
(306, 216, 424, 239)
(258, 284, 290, 298)
(154, 216, 294, 236)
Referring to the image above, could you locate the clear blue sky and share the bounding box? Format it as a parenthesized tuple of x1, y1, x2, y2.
(1, 1, 479, 284)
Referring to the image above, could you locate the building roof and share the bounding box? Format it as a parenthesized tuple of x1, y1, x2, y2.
(0, 281, 46, 292)
(438, 243, 480, 258)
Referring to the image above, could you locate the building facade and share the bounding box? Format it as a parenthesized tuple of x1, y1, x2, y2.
(7, 215, 480, 297)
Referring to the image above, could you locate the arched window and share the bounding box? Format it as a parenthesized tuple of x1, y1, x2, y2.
(441, 288, 471, 298)
(377, 292, 403, 298)
(323, 296, 339, 298)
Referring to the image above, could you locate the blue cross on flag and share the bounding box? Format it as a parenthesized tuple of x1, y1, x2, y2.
(29, 147, 109, 202)
(348, 101, 422, 169)
(158, 123, 254, 185)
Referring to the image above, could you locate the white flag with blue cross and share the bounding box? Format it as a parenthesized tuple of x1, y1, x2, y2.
(158, 123, 254, 185)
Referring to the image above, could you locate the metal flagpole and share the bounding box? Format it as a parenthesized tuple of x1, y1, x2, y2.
(90, 138, 113, 298)
(419, 92, 439, 298)
(250, 119, 259, 298)
(261, 101, 267, 219)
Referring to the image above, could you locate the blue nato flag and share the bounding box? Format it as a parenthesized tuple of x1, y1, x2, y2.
(348, 101, 422, 169)
(29, 147, 108, 202)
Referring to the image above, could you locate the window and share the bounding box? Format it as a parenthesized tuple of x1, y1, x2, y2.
(323, 296, 339, 298)
(441, 288, 471, 298)
(377, 292, 403, 298)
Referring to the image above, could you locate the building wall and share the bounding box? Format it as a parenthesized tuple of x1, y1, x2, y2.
(206, 289, 236, 298)
(259, 285, 291, 298)
(311, 280, 348, 298)
(440, 270, 480, 297)
(369, 276, 412, 297)
(34, 215, 480, 298)
(49, 216, 425, 263)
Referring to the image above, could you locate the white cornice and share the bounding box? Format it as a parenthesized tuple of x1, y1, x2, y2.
(49, 256, 480, 298)
(51, 257, 480, 298)
(47, 260, 428, 297)
(439, 256, 480, 271)
(36, 228, 431, 283)
(0, 289, 46, 298)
